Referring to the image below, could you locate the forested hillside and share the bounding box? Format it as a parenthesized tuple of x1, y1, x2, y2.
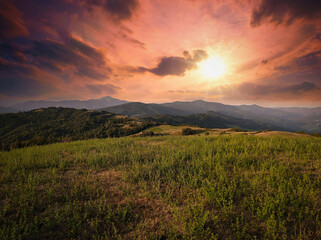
(0, 107, 153, 150)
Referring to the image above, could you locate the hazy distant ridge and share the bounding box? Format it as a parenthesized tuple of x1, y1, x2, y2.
(102, 100, 321, 133)
(3, 96, 128, 112)
(2, 97, 320, 133)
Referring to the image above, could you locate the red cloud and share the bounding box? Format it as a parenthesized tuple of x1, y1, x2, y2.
(0, 0, 28, 39)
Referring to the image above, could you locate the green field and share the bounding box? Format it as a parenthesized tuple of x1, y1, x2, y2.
(1, 135, 321, 239)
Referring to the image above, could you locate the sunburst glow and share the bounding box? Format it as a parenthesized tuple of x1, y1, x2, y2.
(198, 55, 227, 79)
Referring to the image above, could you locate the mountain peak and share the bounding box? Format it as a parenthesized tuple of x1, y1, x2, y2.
(99, 96, 115, 100)
(192, 100, 206, 103)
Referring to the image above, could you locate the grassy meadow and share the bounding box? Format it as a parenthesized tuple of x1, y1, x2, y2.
(1, 134, 321, 239)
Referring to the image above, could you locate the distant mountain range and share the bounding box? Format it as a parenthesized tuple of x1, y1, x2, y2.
(1, 97, 320, 133)
(101, 100, 321, 133)
(1, 96, 128, 112)
(102, 102, 188, 117)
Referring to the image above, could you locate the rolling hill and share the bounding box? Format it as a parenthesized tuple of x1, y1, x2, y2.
(3, 96, 320, 133)
(0, 107, 153, 150)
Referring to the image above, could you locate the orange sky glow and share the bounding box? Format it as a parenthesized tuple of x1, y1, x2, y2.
(0, 0, 320, 106)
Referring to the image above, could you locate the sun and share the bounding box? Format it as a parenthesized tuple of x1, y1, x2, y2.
(198, 55, 227, 79)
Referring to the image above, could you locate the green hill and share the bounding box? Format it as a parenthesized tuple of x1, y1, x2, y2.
(1, 135, 320, 239)
(0, 107, 153, 150)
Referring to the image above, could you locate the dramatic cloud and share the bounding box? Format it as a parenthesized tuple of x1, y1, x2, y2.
(191, 49, 208, 62)
(67, 38, 106, 66)
(295, 51, 321, 67)
(238, 81, 317, 96)
(28, 37, 109, 79)
(275, 51, 321, 72)
(85, 0, 139, 22)
(148, 57, 195, 76)
(0, 33, 111, 97)
(251, 0, 321, 27)
(119, 32, 146, 49)
(0, 62, 54, 97)
(0, 42, 26, 63)
(0, 35, 110, 83)
(274, 65, 292, 72)
(0, 0, 28, 39)
(140, 50, 208, 76)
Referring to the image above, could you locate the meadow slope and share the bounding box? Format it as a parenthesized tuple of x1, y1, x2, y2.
(1, 135, 321, 239)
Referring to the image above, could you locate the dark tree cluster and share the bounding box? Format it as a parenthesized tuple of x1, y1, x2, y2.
(141, 131, 154, 137)
(311, 132, 321, 137)
(182, 128, 194, 135)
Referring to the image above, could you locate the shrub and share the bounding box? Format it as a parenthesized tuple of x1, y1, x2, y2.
(296, 131, 307, 134)
(230, 127, 244, 132)
(311, 132, 321, 137)
(182, 128, 194, 135)
(141, 131, 154, 137)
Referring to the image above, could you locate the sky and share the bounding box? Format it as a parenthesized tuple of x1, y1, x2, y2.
(0, 0, 320, 107)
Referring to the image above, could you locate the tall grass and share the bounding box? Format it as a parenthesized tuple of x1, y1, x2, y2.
(0, 135, 320, 239)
